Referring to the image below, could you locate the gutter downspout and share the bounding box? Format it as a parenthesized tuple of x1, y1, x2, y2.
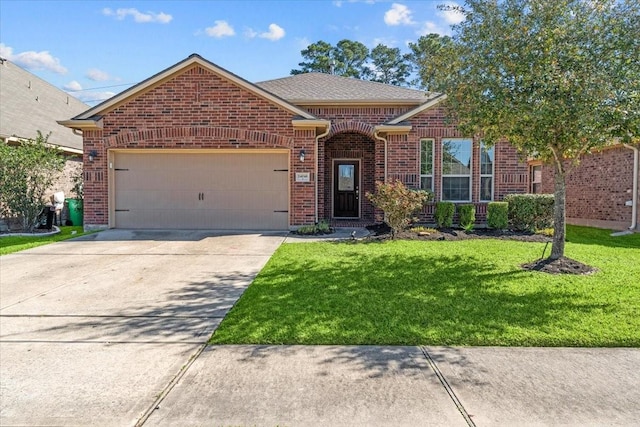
(315, 124, 331, 223)
(624, 144, 639, 231)
(373, 130, 388, 183)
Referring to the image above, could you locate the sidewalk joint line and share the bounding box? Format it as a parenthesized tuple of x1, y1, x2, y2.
(420, 346, 476, 427)
(135, 341, 208, 427)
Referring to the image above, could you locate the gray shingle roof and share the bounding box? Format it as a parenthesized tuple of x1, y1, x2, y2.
(256, 72, 437, 104)
(0, 60, 88, 151)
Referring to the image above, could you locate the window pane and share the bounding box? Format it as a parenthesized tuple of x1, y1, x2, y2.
(421, 176, 432, 191)
(481, 177, 493, 201)
(338, 165, 354, 191)
(442, 177, 470, 201)
(421, 139, 433, 174)
(480, 144, 493, 175)
(442, 139, 472, 175)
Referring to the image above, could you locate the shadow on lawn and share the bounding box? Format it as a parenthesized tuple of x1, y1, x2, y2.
(211, 247, 614, 347)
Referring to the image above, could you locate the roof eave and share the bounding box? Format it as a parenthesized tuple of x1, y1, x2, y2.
(290, 99, 425, 106)
(387, 94, 448, 124)
(57, 118, 103, 131)
(374, 124, 413, 135)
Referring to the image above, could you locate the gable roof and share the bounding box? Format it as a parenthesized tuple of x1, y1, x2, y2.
(60, 54, 317, 130)
(256, 72, 440, 106)
(0, 59, 88, 152)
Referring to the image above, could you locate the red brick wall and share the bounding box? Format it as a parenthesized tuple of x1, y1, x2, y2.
(83, 65, 315, 228)
(540, 146, 639, 230)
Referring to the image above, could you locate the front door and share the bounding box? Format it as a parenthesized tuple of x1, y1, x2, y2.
(334, 160, 360, 218)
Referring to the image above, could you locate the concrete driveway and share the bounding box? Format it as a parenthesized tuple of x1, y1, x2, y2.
(0, 230, 286, 426)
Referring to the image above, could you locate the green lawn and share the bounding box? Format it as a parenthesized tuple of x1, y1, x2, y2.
(0, 226, 88, 255)
(210, 225, 640, 347)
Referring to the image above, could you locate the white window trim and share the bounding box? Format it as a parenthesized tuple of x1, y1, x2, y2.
(480, 143, 494, 202)
(441, 138, 472, 202)
(420, 138, 434, 192)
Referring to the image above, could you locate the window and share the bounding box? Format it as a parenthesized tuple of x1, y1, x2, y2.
(442, 138, 472, 201)
(530, 165, 542, 193)
(420, 139, 434, 191)
(480, 143, 494, 201)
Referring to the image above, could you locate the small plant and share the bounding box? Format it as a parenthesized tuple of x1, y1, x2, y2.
(295, 220, 333, 235)
(410, 226, 437, 234)
(458, 204, 476, 231)
(435, 201, 454, 228)
(487, 202, 508, 229)
(366, 180, 432, 239)
(536, 227, 554, 237)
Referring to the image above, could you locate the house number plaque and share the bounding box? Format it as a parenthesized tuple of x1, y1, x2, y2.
(295, 172, 311, 182)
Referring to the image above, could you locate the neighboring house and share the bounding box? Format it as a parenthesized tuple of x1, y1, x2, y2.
(0, 58, 89, 228)
(59, 54, 530, 231)
(531, 144, 640, 232)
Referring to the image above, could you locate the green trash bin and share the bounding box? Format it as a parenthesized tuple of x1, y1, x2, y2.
(66, 198, 83, 226)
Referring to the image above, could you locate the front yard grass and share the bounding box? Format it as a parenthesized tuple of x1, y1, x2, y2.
(210, 225, 640, 347)
(0, 226, 87, 255)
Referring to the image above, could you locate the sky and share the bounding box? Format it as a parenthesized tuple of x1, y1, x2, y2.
(0, 0, 464, 105)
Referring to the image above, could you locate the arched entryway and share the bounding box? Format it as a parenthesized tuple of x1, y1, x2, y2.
(320, 131, 381, 225)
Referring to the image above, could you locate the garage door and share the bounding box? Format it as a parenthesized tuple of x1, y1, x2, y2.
(112, 151, 289, 230)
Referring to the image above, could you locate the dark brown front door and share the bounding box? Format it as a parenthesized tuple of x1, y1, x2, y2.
(334, 160, 359, 218)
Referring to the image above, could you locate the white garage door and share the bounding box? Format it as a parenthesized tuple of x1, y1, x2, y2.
(112, 151, 289, 230)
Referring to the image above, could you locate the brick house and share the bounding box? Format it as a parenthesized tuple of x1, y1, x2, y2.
(59, 54, 530, 231)
(530, 144, 640, 232)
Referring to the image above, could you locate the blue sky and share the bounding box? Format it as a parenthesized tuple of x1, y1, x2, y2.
(0, 0, 463, 105)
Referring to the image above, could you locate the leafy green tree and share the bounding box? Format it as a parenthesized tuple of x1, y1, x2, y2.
(408, 34, 454, 91)
(367, 44, 413, 86)
(431, 0, 640, 260)
(0, 131, 65, 232)
(291, 40, 334, 75)
(333, 39, 370, 78)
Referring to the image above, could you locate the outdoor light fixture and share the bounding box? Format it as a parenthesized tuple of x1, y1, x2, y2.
(299, 149, 306, 162)
(88, 150, 98, 162)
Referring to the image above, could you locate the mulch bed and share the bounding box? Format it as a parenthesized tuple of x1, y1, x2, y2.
(365, 223, 597, 275)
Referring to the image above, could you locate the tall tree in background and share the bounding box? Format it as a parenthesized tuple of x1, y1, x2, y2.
(436, 0, 640, 261)
(367, 44, 413, 86)
(408, 34, 454, 92)
(291, 39, 369, 78)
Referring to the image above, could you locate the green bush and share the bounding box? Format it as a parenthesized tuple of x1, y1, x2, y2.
(458, 204, 476, 231)
(487, 202, 508, 229)
(504, 194, 554, 232)
(367, 180, 432, 238)
(435, 201, 455, 228)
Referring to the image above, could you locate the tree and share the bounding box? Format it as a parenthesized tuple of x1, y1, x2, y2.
(0, 131, 65, 232)
(367, 180, 432, 239)
(291, 39, 370, 78)
(367, 44, 413, 86)
(408, 34, 454, 91)
(431, 0, 640, 260)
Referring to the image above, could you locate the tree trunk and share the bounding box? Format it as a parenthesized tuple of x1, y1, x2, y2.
(551, 160, 566, 260)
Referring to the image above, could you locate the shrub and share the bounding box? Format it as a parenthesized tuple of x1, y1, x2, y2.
(458, 204, 476, 231)
(296, 220, 332, 235)
(487, 202, 509, 229)
(366, 180, 432, 238)
(0, 131, 65, 232)
(504, 194, 554, 232)
(435, 201, 455, 228)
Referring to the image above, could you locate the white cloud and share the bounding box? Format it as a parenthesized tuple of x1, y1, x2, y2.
(438, 2, 465, 25)
(259, 23, 285, 41)
(102, 8, 172, 24)
(63, 80, 83, 91)
(86, 68, 111, 81)
(205, 20, 235, 38)
(0, 43, 67, 74)
(384, 3, 414, 26)
(244, 27, 258, 39)
(418, 21, 448, 36)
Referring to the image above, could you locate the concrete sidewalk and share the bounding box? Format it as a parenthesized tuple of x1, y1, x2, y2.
(144, 345, 640, 426)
